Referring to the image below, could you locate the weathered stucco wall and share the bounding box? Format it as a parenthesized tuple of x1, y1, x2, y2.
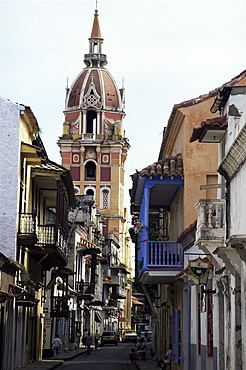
(0, 98, 22, 259)
(230, 162, 246, 235)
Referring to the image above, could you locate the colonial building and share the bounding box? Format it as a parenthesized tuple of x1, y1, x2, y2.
(130, 81, 221, 369)
(0, 97, 75, 368)
(57, 8, 132, 335)
(189, 70, 246, 370)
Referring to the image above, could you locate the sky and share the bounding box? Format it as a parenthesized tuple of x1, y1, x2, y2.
(1, 0, 246, 209)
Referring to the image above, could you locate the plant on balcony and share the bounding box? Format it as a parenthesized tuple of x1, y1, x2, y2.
(133, 220, 145, 234)
(148, 228, 169, 241)
(20, 265, 30, 284)
(133, 312, 144, 322)
(10, 260, 30, 285)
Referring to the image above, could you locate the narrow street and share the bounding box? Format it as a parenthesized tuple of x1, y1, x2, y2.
(61, 342, 137, 370)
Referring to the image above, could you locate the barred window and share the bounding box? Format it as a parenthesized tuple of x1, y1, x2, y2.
(102, 189, 109, 209)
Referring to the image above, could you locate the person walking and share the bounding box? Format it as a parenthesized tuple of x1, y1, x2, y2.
(140, 337, 146, 361)
(82, 328, 88, 347)
(86, 331, 93, 355)
(163, 344, 172, 370)
(75, 330, 81, 352)
(94, 330, 100, 350)
(52, 334, 62, 359)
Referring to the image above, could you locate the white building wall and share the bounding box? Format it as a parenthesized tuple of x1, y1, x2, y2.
(230, 163, 246, 236)
(241, 267, 246, 370)
(224, 94, 246, 155)
(0, 98, 22, 259)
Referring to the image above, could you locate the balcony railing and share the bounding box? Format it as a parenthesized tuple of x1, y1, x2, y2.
(51, 296, 70, 317)
(195, 199, 225, 241)
(19, 213, 36, 234)
(37, 225, 67, 254)
(84, 53, 107, 62)
(16, 280, 37, 302)
(18, 213, 67, 254)
(76, 282, 95, 297)
(37, 225, 55, 244)
(148, 241, 183, 267)
(117, 286, 127, 298)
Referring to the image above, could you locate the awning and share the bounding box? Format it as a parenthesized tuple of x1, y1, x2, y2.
(95, 311, 103, 323)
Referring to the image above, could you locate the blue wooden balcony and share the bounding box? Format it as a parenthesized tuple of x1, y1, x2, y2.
(138, 240, 183, 284)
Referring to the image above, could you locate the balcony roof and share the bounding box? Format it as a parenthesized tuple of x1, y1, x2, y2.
(29, 244, 68, 270)
(130, 156, 184, 210)
(132, 296, 144, 305)
(189, 115, 227, 143)
(110, 265, 130, 274)
(31, 159, 75, 206)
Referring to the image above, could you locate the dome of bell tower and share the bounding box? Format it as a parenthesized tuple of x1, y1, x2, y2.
(63, 9, 125, 138)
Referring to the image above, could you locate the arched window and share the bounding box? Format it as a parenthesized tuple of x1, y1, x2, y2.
(86, 188, 94, 196)
(101, 188, 110, 209)
(85, 161, 96, 180)
(86, 110, 97, 134)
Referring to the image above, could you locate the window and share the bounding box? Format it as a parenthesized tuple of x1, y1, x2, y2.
(101, 188, 109, 209)
(85, 161, 96, 180)
(86, 188, 94, 196)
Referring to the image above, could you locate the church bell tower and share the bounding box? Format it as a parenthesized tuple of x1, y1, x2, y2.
(58, 8, 130, 237)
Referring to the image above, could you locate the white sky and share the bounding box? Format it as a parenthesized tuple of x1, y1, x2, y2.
(1, 0, 246, 209)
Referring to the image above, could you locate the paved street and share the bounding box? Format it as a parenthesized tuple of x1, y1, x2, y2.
(61, 342, 139, 370)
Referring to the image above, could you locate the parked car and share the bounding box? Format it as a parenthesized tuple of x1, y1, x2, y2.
(122, 330, 137, 342)
(101, 331, 118, 346)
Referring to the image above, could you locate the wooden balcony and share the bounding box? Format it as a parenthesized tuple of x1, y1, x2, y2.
(18, 213, 68, 269)
(148, 241, 182, 266)
(18, 213, 37, 246)
(15, 280, 38, 307)
(108, 298, 118, 307)
(51, 296, 70, 317)
(76, 281, 95, 300)
(138, 241, 183, 284)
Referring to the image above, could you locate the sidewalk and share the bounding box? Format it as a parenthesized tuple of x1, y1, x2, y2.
(135, 355, 160, 370)
(20, 348, 86, 370)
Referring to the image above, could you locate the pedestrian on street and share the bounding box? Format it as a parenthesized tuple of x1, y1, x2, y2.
(94, 330, 100, 350)
(75, 330, 81, 352)
(130, 347, 139, 364)
(163, 344, 172, 370)
(52, 334, 62, 359)
(82, 328, 88, 347)
(140, 337, 146, 361)
(86, 331, 93, 355)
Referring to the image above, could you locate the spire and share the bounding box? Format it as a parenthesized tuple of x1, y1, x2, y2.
(84, 7, 107, 68)
(91, 9, 101, 38)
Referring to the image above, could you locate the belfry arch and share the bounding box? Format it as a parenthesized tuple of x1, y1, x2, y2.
(86, 110, 97, 134)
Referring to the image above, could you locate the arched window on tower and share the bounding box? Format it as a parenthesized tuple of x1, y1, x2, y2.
(86, 188, 94, 196)
(101, 188, 110, 209)
(85, 161, 96, 180)
(86, 110, 97, 135)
